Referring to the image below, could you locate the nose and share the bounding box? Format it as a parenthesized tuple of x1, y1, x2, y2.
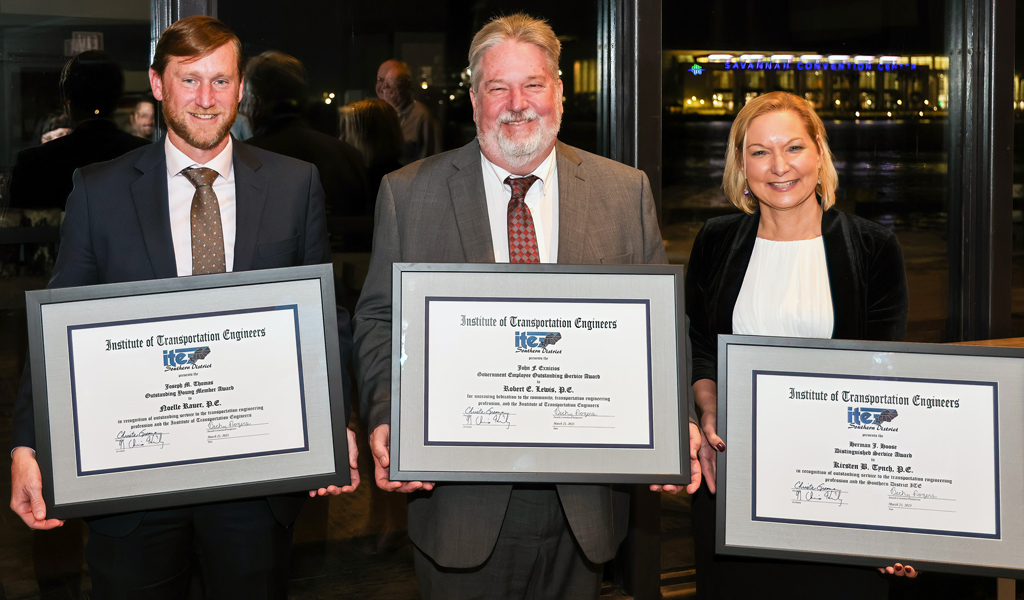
(507, 86, 528, 113)
(770, 152, 789, 176)
(195, 82, 215, 109)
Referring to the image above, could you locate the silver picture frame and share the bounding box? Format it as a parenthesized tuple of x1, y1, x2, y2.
(717, 334, 1024, 578)
(26, 264, 349, 519)
(390, 263, 690, 484)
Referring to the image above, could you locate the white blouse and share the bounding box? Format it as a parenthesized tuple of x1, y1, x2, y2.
(732, 237, 834, 338)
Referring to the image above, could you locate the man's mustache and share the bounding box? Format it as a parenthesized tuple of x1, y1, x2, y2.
(498, 110, 539, 125)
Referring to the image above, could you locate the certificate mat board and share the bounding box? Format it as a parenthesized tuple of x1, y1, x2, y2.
(717, 335, 1024, 578)
(391, 263, 688, 483)
(26, 265, 349, 519)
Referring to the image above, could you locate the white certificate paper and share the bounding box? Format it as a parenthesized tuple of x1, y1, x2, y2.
(423, 298, 654, 447)
(753, 371, 999, 538)
(68, 306, 308, 475)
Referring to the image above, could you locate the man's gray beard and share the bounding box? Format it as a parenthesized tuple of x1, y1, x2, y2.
(478, 111, 561, 169)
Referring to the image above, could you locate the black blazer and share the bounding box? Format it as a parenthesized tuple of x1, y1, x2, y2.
(685, 208, 908, 384)
(11, 138, 352, 534)
(9, 119, 150, 210)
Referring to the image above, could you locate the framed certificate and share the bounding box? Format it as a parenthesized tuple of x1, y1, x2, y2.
(390, 263, 689, 484)
(717, 335, 1024, 578)
(26, 264, 349, 519)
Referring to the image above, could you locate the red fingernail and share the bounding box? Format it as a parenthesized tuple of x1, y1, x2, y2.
(716, 443, 726, 452)
(895, 565, 902, 572)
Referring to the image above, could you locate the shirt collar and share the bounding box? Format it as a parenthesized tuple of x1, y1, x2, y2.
(481, 145, 557, 195)
(165, 135, 233, 180)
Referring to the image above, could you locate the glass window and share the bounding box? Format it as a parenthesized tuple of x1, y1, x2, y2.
(0, 2, 153, 596)
(1013, 0, 1024, 335)
(663, 2, 954, 344)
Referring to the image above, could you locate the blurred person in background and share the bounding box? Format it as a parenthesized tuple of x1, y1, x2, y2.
(375, 59, 442, 164)
(338, 98, 404, 252)
(242, 51, 369, 222)
(128, 97, 156, 140)
(339, 98, 403, 210)
(39, 112, 74, 144)
(8, 51, 148, 210)
(6, 49, 147, 600)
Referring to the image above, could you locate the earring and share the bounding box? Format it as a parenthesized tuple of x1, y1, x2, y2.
(817, 175, 821, 185)
(743, 180, 750, 196)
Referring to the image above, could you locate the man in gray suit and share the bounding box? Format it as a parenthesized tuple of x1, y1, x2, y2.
(354, 13, 701, 599)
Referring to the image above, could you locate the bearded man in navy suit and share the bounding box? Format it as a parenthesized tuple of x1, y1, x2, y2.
(9, 16, 357, 599)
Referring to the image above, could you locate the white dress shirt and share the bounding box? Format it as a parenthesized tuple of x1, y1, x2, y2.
(165, 136, 237, 276)
(733, 237, 834, 338)
(481, 148, 559, 263)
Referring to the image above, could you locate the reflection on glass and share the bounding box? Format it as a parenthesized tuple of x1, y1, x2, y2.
(1013, 0, 1024, 335)
(663, 4, 953, 346)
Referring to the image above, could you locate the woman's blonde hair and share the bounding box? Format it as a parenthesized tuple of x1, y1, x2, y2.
(722, 91, 838, 214)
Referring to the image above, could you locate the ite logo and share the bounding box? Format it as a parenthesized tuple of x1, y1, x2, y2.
(163, 346, 211, 367)
(688, 64, 704, 75)
(847, 407, 899, 426)
(515, 331, 562, 349)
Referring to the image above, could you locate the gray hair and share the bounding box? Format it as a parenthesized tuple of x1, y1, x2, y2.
(468, 14, 561, 92)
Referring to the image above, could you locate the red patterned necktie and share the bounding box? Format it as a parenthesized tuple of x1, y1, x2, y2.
(506, 175, 541, 263)
(181, 167, 226, 275)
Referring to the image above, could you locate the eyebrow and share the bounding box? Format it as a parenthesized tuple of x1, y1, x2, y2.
(484, 74, 547, 87)
(746, 137, 805, 149)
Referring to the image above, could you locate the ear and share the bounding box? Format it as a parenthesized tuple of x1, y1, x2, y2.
(470, 87, 478, 123)
(237, 75, 245, 105)
(149, 68, 164, 101)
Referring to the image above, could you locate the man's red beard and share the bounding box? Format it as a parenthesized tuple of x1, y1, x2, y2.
(163, 104, 237, 150)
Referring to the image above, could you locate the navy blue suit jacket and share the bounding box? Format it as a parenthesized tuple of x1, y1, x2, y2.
(11, 137, 353, 534)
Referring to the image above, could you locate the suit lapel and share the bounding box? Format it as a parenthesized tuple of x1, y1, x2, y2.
(555, 142, 587, 264)
(130, 141, 177, 278)
(231, 140, 268, 272)
(713, 212, 759, 335)
(447, 140, 494, 263)
(821, 208, 858, 339)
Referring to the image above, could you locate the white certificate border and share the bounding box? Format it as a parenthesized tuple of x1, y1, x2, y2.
(421, 296, 654, 449)
(67, 304, 310, 477)
(750, 369, 1000, 540)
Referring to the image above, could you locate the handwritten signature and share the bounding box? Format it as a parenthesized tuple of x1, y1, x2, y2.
(115, 430, 166, 450)
(792, 481, 844, 505)
(553, 408, 597, 418)
(463, 406, 513, 428)
(889, 488, 937, 500)
(206, 421, 254, 432)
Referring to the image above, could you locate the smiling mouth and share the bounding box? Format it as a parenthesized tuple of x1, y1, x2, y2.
(190, 113, 219, 120)
(767, 180, 799, 190)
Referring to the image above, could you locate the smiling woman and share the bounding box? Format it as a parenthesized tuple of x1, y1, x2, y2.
(685, 91, 913, 598)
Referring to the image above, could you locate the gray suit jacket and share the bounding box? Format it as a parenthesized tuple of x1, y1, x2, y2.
(353, 139, 673, 568)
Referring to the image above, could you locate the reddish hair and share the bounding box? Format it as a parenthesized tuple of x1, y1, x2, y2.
(151, 15, 243, 78)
